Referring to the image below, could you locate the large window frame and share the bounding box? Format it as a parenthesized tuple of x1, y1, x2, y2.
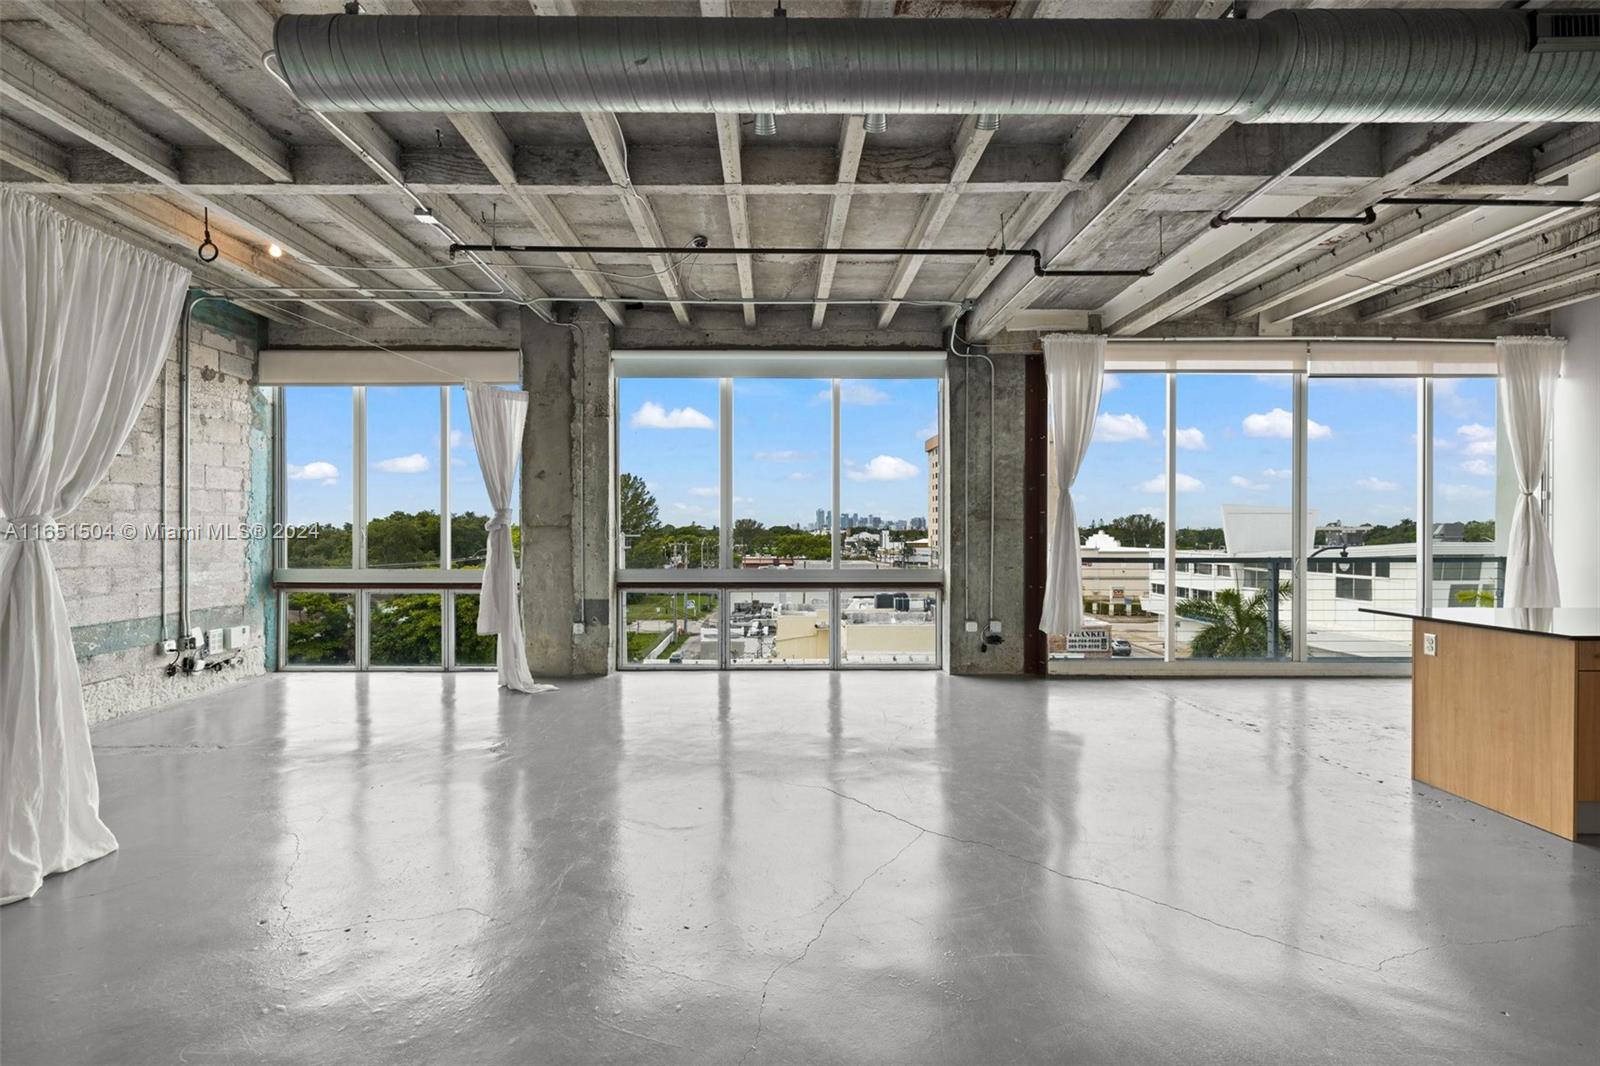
(613, 351, 947, 671)
(1051, 340, 1512, 675)
(272, 381, 514, 672)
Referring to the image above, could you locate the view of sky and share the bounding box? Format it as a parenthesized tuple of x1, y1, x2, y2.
(618, 377, 940, 528)
(1074, 373, 1498, 531)
(283, 374, 1497, 539)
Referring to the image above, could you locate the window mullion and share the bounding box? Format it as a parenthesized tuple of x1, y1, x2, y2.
(354, 385, 367, 570)
(719, 377, 733, 569)
(440, 386, 451, 571)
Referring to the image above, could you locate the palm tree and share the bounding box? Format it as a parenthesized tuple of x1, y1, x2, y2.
(1178, 583, 1292, 659)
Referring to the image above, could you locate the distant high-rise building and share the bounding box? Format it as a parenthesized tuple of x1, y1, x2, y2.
(925, 434, 941, 565)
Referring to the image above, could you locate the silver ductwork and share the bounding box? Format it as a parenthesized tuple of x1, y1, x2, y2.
(273, 10, 1600, 124)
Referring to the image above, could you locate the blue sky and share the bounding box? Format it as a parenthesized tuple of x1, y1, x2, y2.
(284, 385, 499, 528)
(618, 377, 940, 528)
(1074, 373, 1497, 530)
(283, 373, 1497, 535)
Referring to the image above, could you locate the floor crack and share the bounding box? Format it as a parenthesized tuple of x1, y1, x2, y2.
(741, 828, 924, 1064)
(1375, 922, 1593, 971)
(296, 906, 498, 937)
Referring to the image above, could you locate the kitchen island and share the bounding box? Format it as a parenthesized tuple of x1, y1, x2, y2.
(1362, 607, 1600, 839)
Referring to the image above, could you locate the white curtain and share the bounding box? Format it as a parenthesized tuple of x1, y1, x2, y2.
(1497, 336, 1563, 608)
(464, 381, 552, 694)
(1, 189, 190, 904)
(1039, 333, 1106, 635)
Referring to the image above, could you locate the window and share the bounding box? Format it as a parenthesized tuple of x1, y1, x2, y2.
(1432, 377, 1503, 608)
(620, 590, 720, 667)
(727, 589, 832, 666)
(840, 591, 939, 665)
(278, 381, 517, 670)
(616, 377, 721, 570)
(733, 379, 832, 567)
(839, 379, 940, 569)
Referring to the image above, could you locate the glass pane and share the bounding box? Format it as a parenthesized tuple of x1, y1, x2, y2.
(369, 591, 442, 667)
(727, 589, 831, 665)
(840, 590, 938, 665)
(1432, 378, 1504, 607)
(839, 378, 939, 568)
(366, 386, 442, 570)
(453, 592, 496, 667)
(1306, 378, 1418, 659)
(283, 386, 353, 568)
(617, 379, 720, 569)
(449, 385, 519, 570)
(283, 591, 355, 666)
(731, 379, 833, 568)
(621, 590, 720, 666)
(1167, 372, 1295, 661)
(1054, 372, 1168, 665)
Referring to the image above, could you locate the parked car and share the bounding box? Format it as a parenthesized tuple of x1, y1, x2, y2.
(668, 652, 684, 664)
(1110, 640, 1133, 657)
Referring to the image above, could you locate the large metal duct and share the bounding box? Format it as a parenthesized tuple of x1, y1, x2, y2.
(273, 10, 1600, 124)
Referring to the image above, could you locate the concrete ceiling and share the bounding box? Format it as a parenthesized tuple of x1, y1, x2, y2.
(1, 0, 1596, 339)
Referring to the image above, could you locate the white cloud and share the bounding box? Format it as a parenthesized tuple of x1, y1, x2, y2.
(1172, 426, 1207, 451)
(689, 486, 719, 497)
(1460, 458, 1495, 477)
(1262, 467, 1291, 480)
(1094, 412, 1151, 443)
(286, 460, 338, 485)
(1464, 439, 1495, 456)
(786, 471, 813, 481)
(1243, 408, 1331, 439)
(846, 455, 919, 482)
(630, 401, 715, 430)
(1230, 475, 1268, 491)
(1139, 472, 1203, 493)
(373, 452, 430, 474)
(827, 383, 889, 406)
(1356, 476, 1400, 492)
(1101, 372, 1122, 393)
(1457, 422, 1494, 441)
(1440, 483, 1490, 501)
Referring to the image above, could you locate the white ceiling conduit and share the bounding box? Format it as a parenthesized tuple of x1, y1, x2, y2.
(272, 10, 1600, 124)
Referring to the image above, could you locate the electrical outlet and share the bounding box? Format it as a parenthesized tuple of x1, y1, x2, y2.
(1423, 632, 1437, 656)
(572, 621, 586, 635)
(988, 620, 1002, 634)
(964, 620, 979, 633)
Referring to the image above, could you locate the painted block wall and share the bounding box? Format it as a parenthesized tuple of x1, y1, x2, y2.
(53, 296, 275, 725)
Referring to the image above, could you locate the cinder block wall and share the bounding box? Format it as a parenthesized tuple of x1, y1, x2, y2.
(55, 296, 275, 725)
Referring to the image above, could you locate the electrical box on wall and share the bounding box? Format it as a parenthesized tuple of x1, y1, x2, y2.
(224, 625, 251, 650)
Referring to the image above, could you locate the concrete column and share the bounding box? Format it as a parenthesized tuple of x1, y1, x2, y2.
(521, 307, 614, 676)
(947, 341, 1033, 675)
(1551, 298, 1600, 607)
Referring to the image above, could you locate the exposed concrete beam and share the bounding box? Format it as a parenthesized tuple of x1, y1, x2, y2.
(1105, 122, 1544, 335)
(315, 195, 496, 326)
(580, 110, 692, 324)
(1428, 247, 1600, 321)
(969, 114, 1234, 339)
(1230, 165, 1600, 323)
(20, 0, 291, 183)
(0, 40, 178, 184)
(878, 115, 996, 328)
(1534, 124, 1600, 185)
(207, 195, 432, 327)
(0, 115, 67, 183)
(713, 112, 756, 326)
(812, 117, 868, 329)
(106, 192, 367, 328)
(1359, 212, 1600, 320)
(1502, 275, 1600, 319)
(448, 112, 623, 326)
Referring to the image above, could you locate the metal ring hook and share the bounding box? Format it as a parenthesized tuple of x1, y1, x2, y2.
(197, 207, 219, 263)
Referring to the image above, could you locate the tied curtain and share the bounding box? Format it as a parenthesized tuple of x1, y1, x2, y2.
(1497, 336, 1563, 609)
(1039, 333, 1106, 636)
(1, 189, 191, 904)
(464, 381, 552, 694)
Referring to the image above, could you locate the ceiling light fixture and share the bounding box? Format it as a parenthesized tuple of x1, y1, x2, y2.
(267, 242, 283, 258)
(753, 113, 777, 136)
(976, 113, 1001, 131)
(864, 113, 887, 134)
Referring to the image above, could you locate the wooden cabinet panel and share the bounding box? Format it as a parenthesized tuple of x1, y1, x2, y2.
(1579, 671, 1600, 804)
(1577, 641, 1600, 672)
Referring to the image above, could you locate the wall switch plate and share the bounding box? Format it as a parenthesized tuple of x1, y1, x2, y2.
(964, 620, 979, 633)
(572, 622, 586, 635)
(988, 620, 1002, 634)
(1423, 632, 1437, 656)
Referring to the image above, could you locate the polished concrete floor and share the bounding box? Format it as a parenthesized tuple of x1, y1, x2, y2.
(3, 672, 1598, 1065)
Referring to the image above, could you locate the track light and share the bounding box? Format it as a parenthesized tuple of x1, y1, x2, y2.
(864, 113, 887, 134)
(754, 113, 777, 137)
(976, 113, 1001, 132)
(267, 242, 283, 258)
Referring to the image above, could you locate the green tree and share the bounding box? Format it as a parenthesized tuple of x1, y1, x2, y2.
(285, 592, 354, 664)
(1462, 519, 1495, 543)
(619, 473, 660, 536)
(454, 594, 497, 665)
(367, 510, 440, 568)
(1179, 584, 1292, 659)
(1364, 518, 1417, 546)
(369, 593, 443, 665)
(1082, 512, 1165, 548)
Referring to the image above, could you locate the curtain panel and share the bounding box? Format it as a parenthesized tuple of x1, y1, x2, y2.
(1497, 336, 1564, 609)
(1039, 334, 1107, 636)
(1, 189, 191, 904)
(464, 382, 552, 694)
